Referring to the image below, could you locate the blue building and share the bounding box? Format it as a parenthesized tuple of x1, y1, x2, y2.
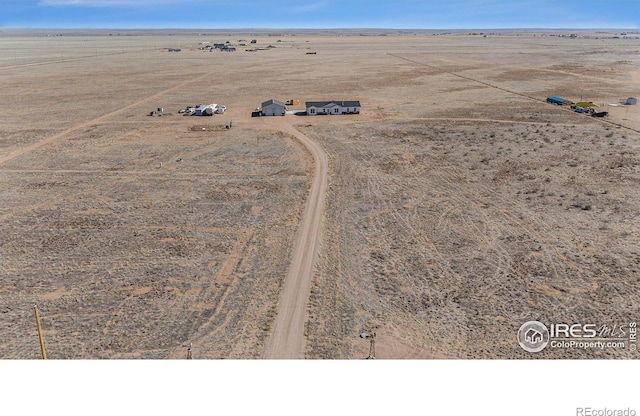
(546, 96, 567, 105)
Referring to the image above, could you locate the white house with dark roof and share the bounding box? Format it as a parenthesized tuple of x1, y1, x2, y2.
(306, 100, 361, 116)
(261, 99, 286, 116)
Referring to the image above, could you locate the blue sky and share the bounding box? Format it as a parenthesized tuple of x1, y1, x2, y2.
(1, 0, 638, 29)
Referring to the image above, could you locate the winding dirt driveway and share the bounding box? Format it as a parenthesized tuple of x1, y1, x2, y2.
(262, 119, 328, 359)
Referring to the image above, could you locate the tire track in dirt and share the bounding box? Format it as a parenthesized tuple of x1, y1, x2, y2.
(397, 117, 591, 127)
(429, 53, 630, 85)
(388, 52, 547, 104)
(388, 53, 640, 134)
(382, 142, 595, 298)
(261, 118, 328, 359)
(0, 168, 276, 177)
(0, 49, 161, 71)
(167, 228, 254, 358)
(0, 70, 216, 166)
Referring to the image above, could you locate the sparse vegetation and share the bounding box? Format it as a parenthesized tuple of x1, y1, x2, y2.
(1, 29, 639, 359)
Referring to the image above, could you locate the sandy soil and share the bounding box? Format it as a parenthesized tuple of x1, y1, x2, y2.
(0, 29, 638, 359)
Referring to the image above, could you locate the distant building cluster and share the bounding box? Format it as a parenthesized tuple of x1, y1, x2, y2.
(204, 42, 238, 52)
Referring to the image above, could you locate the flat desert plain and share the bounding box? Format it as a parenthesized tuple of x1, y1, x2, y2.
(0, 29, 639, 359)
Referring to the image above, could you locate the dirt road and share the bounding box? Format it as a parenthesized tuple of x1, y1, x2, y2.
(262, 119, 329, 359)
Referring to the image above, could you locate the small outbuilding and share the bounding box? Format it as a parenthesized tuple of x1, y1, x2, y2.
(575, 101, 598, 108)
(626, 97, 637, 105)
(546, 96, 567, 105)
(261, 99, 286, 116)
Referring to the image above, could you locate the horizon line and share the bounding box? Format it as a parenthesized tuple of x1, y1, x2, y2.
(2, 26, 637, 31)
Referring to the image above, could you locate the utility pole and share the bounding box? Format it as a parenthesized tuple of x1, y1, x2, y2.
(367, 332, 376, 360)
(360, 330, 376, 359)
(34, 304, 47, 360)
(186, 342, 192, 360)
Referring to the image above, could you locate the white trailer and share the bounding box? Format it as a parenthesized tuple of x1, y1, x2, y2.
(195, 103, 218, 116)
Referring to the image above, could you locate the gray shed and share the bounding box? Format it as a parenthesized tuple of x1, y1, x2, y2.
(261, 99, 286, 116)
(626, 97, 637, 105)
